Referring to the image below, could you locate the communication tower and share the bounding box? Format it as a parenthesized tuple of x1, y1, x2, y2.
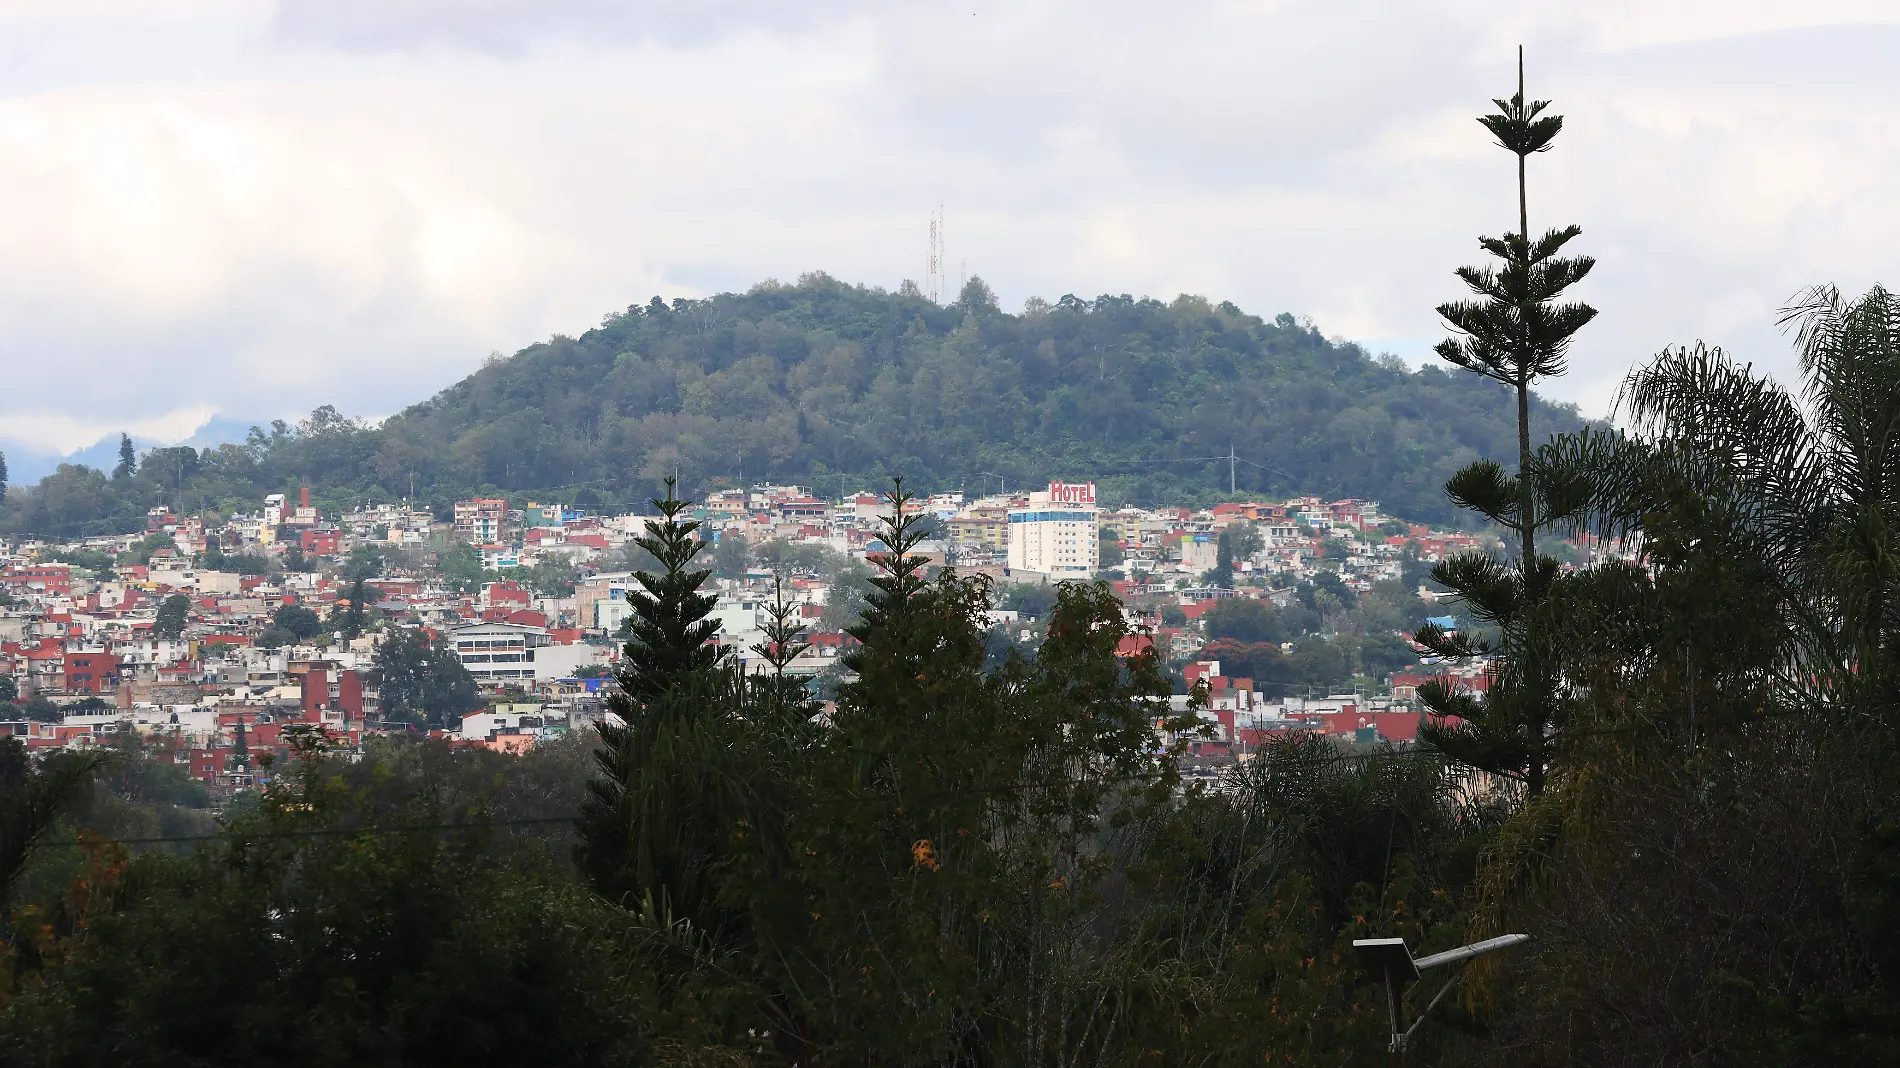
(926, 204, 945, 303)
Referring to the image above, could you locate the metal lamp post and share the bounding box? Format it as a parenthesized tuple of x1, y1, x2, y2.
(1352, 933, 1530, 1053)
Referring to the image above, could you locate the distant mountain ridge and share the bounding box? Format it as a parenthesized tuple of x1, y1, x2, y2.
(1, 274, 1587, 536)
(1, 416, 260, 487)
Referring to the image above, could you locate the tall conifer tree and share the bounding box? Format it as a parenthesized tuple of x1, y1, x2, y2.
(114, 433, 136, 480)
(577, 478, 748, 930)
(339, 575, 368, 640)
(1416, 50, 1596, 799)
(611, 478, 728, 705)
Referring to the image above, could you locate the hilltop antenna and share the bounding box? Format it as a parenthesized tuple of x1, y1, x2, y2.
(926, 204, 945, 303)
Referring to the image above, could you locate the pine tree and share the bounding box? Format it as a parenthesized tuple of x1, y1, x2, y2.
(843, 479, 933, 655)
(576, 478, 749, 928)
(612, 477, 727, 705)
(782, 482, 1013, 1056)
(114, 433, 136, 480)
(752, 574, 817, 720)
(751, 486, 1184, 1060)
(0, 449, 8, 508)
(1416, 49, 1596, 800)
(340, 575, 368, 640)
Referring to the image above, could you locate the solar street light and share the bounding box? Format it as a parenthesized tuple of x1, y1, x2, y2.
(1352, 932, 1529, 1053)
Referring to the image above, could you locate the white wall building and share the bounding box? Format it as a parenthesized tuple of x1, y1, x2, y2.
(1179, 532, 1219, 572)
(115, 637, 191, 668)
(457, 706, 567, 743)
(1007, 481, 1100, 580)
(447, 622, 600, 684)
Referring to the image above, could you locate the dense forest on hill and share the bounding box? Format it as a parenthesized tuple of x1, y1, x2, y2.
(0, 273, 1585, 537)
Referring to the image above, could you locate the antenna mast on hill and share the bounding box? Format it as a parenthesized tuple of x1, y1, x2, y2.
(926, 204, 945, 304)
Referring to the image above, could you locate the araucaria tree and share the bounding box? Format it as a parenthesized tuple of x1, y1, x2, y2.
(113, 434, 136, 481)
(576, 478, 757, 933)
(1416, 50, 1596, 799)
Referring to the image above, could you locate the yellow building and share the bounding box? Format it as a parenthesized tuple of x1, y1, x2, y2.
(950, 509, 1009, 549)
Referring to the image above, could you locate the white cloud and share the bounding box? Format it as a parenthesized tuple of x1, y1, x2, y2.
(0, 1, 1897, 456)
(0, 406, 215, 456)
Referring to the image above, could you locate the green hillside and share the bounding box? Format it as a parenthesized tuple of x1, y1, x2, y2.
(2, 273, 1586, 536)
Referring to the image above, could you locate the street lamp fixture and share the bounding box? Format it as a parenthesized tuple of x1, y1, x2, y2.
(1353, 932, 1530, 1053)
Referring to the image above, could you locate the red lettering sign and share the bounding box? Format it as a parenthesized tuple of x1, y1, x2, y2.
(1047, 481, 1096, 505)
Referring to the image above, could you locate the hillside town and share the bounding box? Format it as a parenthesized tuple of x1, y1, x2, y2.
(0, 480, 1544, 791)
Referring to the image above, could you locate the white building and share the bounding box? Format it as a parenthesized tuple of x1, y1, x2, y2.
(115, 637, 191, 668)
(447, 622, 600, 684)
(1007, 481, 1100, 580)
(710, 596, 770, 638)
(457, 706, 567, 743)
(1179, 533, 1219, 572)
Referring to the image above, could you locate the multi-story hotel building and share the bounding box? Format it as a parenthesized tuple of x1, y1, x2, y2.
(1007, 481, 1100, 579)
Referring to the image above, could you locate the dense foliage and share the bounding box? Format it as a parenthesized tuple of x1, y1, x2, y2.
(569, 484, 1488, 1063)
(0, 732, 647, 1067)
(0, 278, 1586, 537)
(372, 628, 481, 729)
(13, 344, 1900, 1066)
(1193, 574, 1430, 696)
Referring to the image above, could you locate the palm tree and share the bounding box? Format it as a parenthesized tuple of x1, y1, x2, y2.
(1462, 289, 1900, 1058)
(1607, 285, 1900, 710)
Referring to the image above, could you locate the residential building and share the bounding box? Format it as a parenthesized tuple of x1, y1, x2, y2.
(63, 651, 122, 695)
(1179, 533, 1219, 572)
(573, 573, 637, 633)
(446, 622, 598, 684)
(454, 498, 509, 546)
(300, 529, 341, 557)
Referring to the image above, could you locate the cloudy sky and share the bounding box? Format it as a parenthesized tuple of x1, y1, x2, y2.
(1, 0, 1897, 470)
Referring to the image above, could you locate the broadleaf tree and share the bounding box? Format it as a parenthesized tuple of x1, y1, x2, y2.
(372, 627, 479, 729)
(154, 593, 190, 639)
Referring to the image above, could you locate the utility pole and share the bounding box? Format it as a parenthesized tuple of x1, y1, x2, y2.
(1228, 444, 1237, 495)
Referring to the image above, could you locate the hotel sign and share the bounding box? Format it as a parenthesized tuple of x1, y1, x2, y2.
(1048, 481, 1096, 505)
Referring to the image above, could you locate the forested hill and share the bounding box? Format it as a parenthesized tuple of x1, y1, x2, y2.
(2, 274, 1587, 536)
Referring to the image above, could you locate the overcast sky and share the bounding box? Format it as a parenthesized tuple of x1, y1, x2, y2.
(1, 0, 1897, 463)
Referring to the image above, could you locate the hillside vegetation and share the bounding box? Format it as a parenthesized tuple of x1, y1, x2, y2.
(2, 274, 1585, 536)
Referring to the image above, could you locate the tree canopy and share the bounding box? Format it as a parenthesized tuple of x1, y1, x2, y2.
(0, 277, 1585, 537)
